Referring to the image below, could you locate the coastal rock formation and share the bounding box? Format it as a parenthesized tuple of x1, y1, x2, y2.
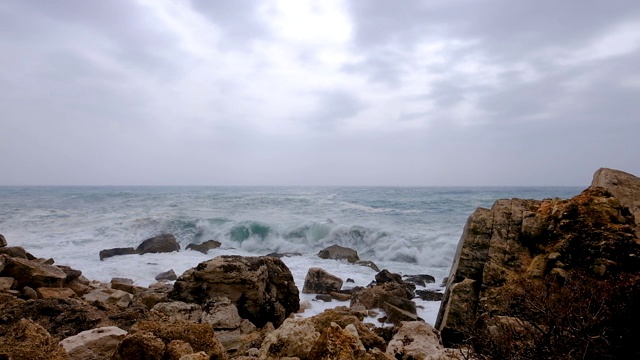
(0, 233, 6, 247)
(0, 318, 68, 360)
(155, 269, 178, 281)
(318, 244, 360, 263)
(59, 326, 128, 360)
(99, 247, 136, 261)
(186, 240, 221, 254)
(436, 168, 640, 354)
(136, 234, 181, 255)
(302, 267, 343, 294)
(169, 255, 300, 328)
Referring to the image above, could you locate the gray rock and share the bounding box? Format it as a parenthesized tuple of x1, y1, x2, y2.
(155, 269, 178, 281)
(0, 233, 6, 247)
(302, 267, 343, 294)
(99, 247, 136, 261)
(136, 234, 180, 254)
(186, 240, 221, 254)
(317, 244, 359, 263)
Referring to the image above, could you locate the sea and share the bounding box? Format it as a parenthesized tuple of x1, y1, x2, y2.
(0, 186, 583, 325)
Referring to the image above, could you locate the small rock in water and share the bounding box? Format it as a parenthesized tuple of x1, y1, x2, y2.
(314, 294, 332, 302)
(317, 244, 360, 263)
(346, 278, 355, 283)
(403, 274, 436, 287)
(185, 240, 221, 254)
(415, 289, 444, 301)
(99, 247, 136, 261)
(0, 233, 7, 247)
(155, 269, 177, 281)
(302, 267, 343, 294)
(135, 234, 180, 255)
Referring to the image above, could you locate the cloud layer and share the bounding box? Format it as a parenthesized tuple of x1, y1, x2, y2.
(1, 0, 639, 185)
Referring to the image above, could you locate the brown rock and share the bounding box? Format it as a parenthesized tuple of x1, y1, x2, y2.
(99, 247, 136, 261)
(309, 309, 387, 352)
(355, 260, 380, 272)
(330, 292, 352, 301)
(0, 233, 6, 247)
(186, 240, 221, 254)
(0, 276, 14, 291)
(402, 274, 436, 286)
(0, 318, 68, 360)
(59, 326, 128, 360)
(302, 267, 343, 294)
(591, 167, 640, 231)
(36, 287, 77, 299)
(151, 301, 202, 323)
(386, 321, 448, 360)
(307, 322, 366, 360)
(112, 331, 166, 360)
(2, 257, 68, 289)
(136, 234, 180, 255)
(375, 269, 403, 284)
(166, 340, 194, 360)
(155, 269, 178, 281)
(318, 244, 360, 263)
(170, 255, 299, 328)
(351, 282, 414, 310)
(0, 245, 28, 259)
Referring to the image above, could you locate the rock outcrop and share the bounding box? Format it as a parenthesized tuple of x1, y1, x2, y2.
(169, 255, 300, 328)
(302, 267, 343, 294)
(99, 247, 137, 261)
(436, 168, 640, 349)
(318, 244, 360, 263)
(136, 234, 181, 255)
(0, 318, 69, 360)
(59, 326, 128, 360)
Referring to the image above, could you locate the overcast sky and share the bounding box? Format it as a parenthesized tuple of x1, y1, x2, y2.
(1, 0, 639, 186)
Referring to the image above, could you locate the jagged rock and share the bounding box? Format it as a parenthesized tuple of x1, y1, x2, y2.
(403, 274, 436, 287)
(309, 309, 387, 352)
(179, 352, 209, 360)
(136, 234, 180, 255)
(0, 233, 6, 247)
(83, 288, 132, 308)
(201, 297, 243, 330)
(36, 287, 77, 299)
(258, 318, 319, 360)
(132, 283, 172, 310)
(302, 267, 343, 294)
(110, 278, 145, 295)
(355, 260, 380, 272)
(591, 167, 640, 232)
(155, 269, 178, 281)
(351, 282, 414, 310)
(186, 240, 221, 254)
(375, 269, 403, 284)
(67, 279, 91, 297)
(57, 265, 83, 283)
(151, 301, 203, 323)
(380, 294, 417, 324)
(0, 318, 68, 360)
(386, 321, 449, 360)
(415, 289, 444, 301)
(170, 255, 299, 328)
(307, 322, 367, 359)
(2, 256, 67, 288)
(99, 247, 136, 261)
(0, 245, 28, 259)
(59, 326, 127, 360)
(112, 331, 166, 360)
(166, 340, 194, 360)
(318, 244, 360, 263)
(436, 171, 640, 347)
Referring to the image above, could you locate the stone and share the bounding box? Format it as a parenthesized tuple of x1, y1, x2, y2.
(170, 255, 299, 328)
(265, 252, 302, 258)
(0, 318, 68, 360)
(132, 284, 172, 310)
(590, 167, 640, 232)
(386, 321, 448, 360)
(0, 233, 6, 247)
(155, 269, 178, 281)
(351, 282, 414, 310)
(186, 240, 221, 254)
(167, 340, 195, 360)
(152, 301, 203, 323)
(258, 318, 319, 360)
(136, 234, 180, 255)
(111, 278, 145, 294)
(403, 274, 436, 287)
(99, 247, 136, 261)
(309, 309, 387, 352)
(375, 269, 403, 284)
(307, 322, 366, 360)
(36, 287, 77, 299)
(83, 288, 131, 308)
(415, 290, 444, 301)
(302, 267, 343, 294)
(59, 326, 128, 360)
(201, 297, 243, 330)
(57, 265, 83, 283)
(315, 294, 333, 302)
(179, 352, 209, 360)
(0, 276, 14, 291)
(22, 285, 38, 299)
(112, 331, 166, 360)
(355, 260, 380, 272)
(317, 244, 360, 263)
(330, 292, 352, 301)
(2, 256, 67, 288)
(0, 245, 28, 259)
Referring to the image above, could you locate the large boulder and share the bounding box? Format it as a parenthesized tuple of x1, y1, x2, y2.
(436, 168, 640, 348)
(99, 247, 136, 261)
(136, 234, 180, 255)
(59, 326, 128, 360)
(302, 267, 343, 294)
(2, 256, 67, 288)
(318, 244, 360, 263)
(169, 255, 299, 328)
(0, 318, 68, 360)
(591, 167, 640, 236)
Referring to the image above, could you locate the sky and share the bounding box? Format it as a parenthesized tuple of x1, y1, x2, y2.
(1, 0, 639, 186)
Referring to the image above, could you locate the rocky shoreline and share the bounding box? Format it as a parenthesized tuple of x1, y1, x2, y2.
(1, 167, 639, 359)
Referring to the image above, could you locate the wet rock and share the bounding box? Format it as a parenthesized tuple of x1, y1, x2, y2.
(99, 247, 136, 261)
(59, 326, 127, 360)
(302, 267, 343, 294)
(330, 292, 352, 301)
(375, 269, 403, 285)
(318, 244, 360, 263)
(0, 318, 68, 360)
(355, 260, 380, 272)
(186, 240, 221, 254)
(315, 294, 333, 302)
(265, 252, 302, 258)
(415, 289, 444, 301)
(136, 234, 180, 255)
(0, 233, 6, 247)
(403, 274, 436, 287)
(170, 255, 299, 328)
(155, 269, 178, 281)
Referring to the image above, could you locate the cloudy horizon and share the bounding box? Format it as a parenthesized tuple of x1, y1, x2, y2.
(1, 0, 639, 186)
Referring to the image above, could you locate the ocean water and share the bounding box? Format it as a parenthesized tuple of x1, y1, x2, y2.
(0, 186, 582, 324)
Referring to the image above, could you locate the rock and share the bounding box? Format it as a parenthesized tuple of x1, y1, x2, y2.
(179, 352, 209, 360)
(355, 260, 380, 272)
(155, 269, 178, 281)
(166, 340, 195, 360)
(315, 294, 333, 302)
(0, 318, 68, 360)
(186, 240, 221, 254)
(151, 301, 203, 323)
(110, 278, 145, 295)
(112, 331, 166, 360)
(346, 278, 355, 283)
(99, 247, 136, 261)
(0, 233, 6, 247)
(265, 252, 302, 258)
(351, 282, 414, 310)
(330, 292, 352, 301)
(379, 294, 417, 324)
(302, 267, 343, 294)
(132, 283, 172, 310)
(2, 257, 67, 288)
(59, 326, 128, 360)
(375, 269, 403, 284)
(258, 318, 319, 360)
(128, 319, 227, 359)
(386, 321, 448, 360)
(136, 234, 180, 255)
(0, 245, 28, 259)
(307, 322, 367, 360)
(436, 172, 640, 347)
(403, 274, 436, 287)
(318, 244, 360, 263)
(309, 309, 387, 352)
(0, 276, 14, 291)
(36, 287, 77, 299)
(415, 290, 444, 301)
(200, 297, 243, 330)
(170, 255, 299, 328)
(57, 265, 83, 283)
(22, 285, 38, 299)
(591, 167, 640, 232)
(83, 288, 132, 308)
